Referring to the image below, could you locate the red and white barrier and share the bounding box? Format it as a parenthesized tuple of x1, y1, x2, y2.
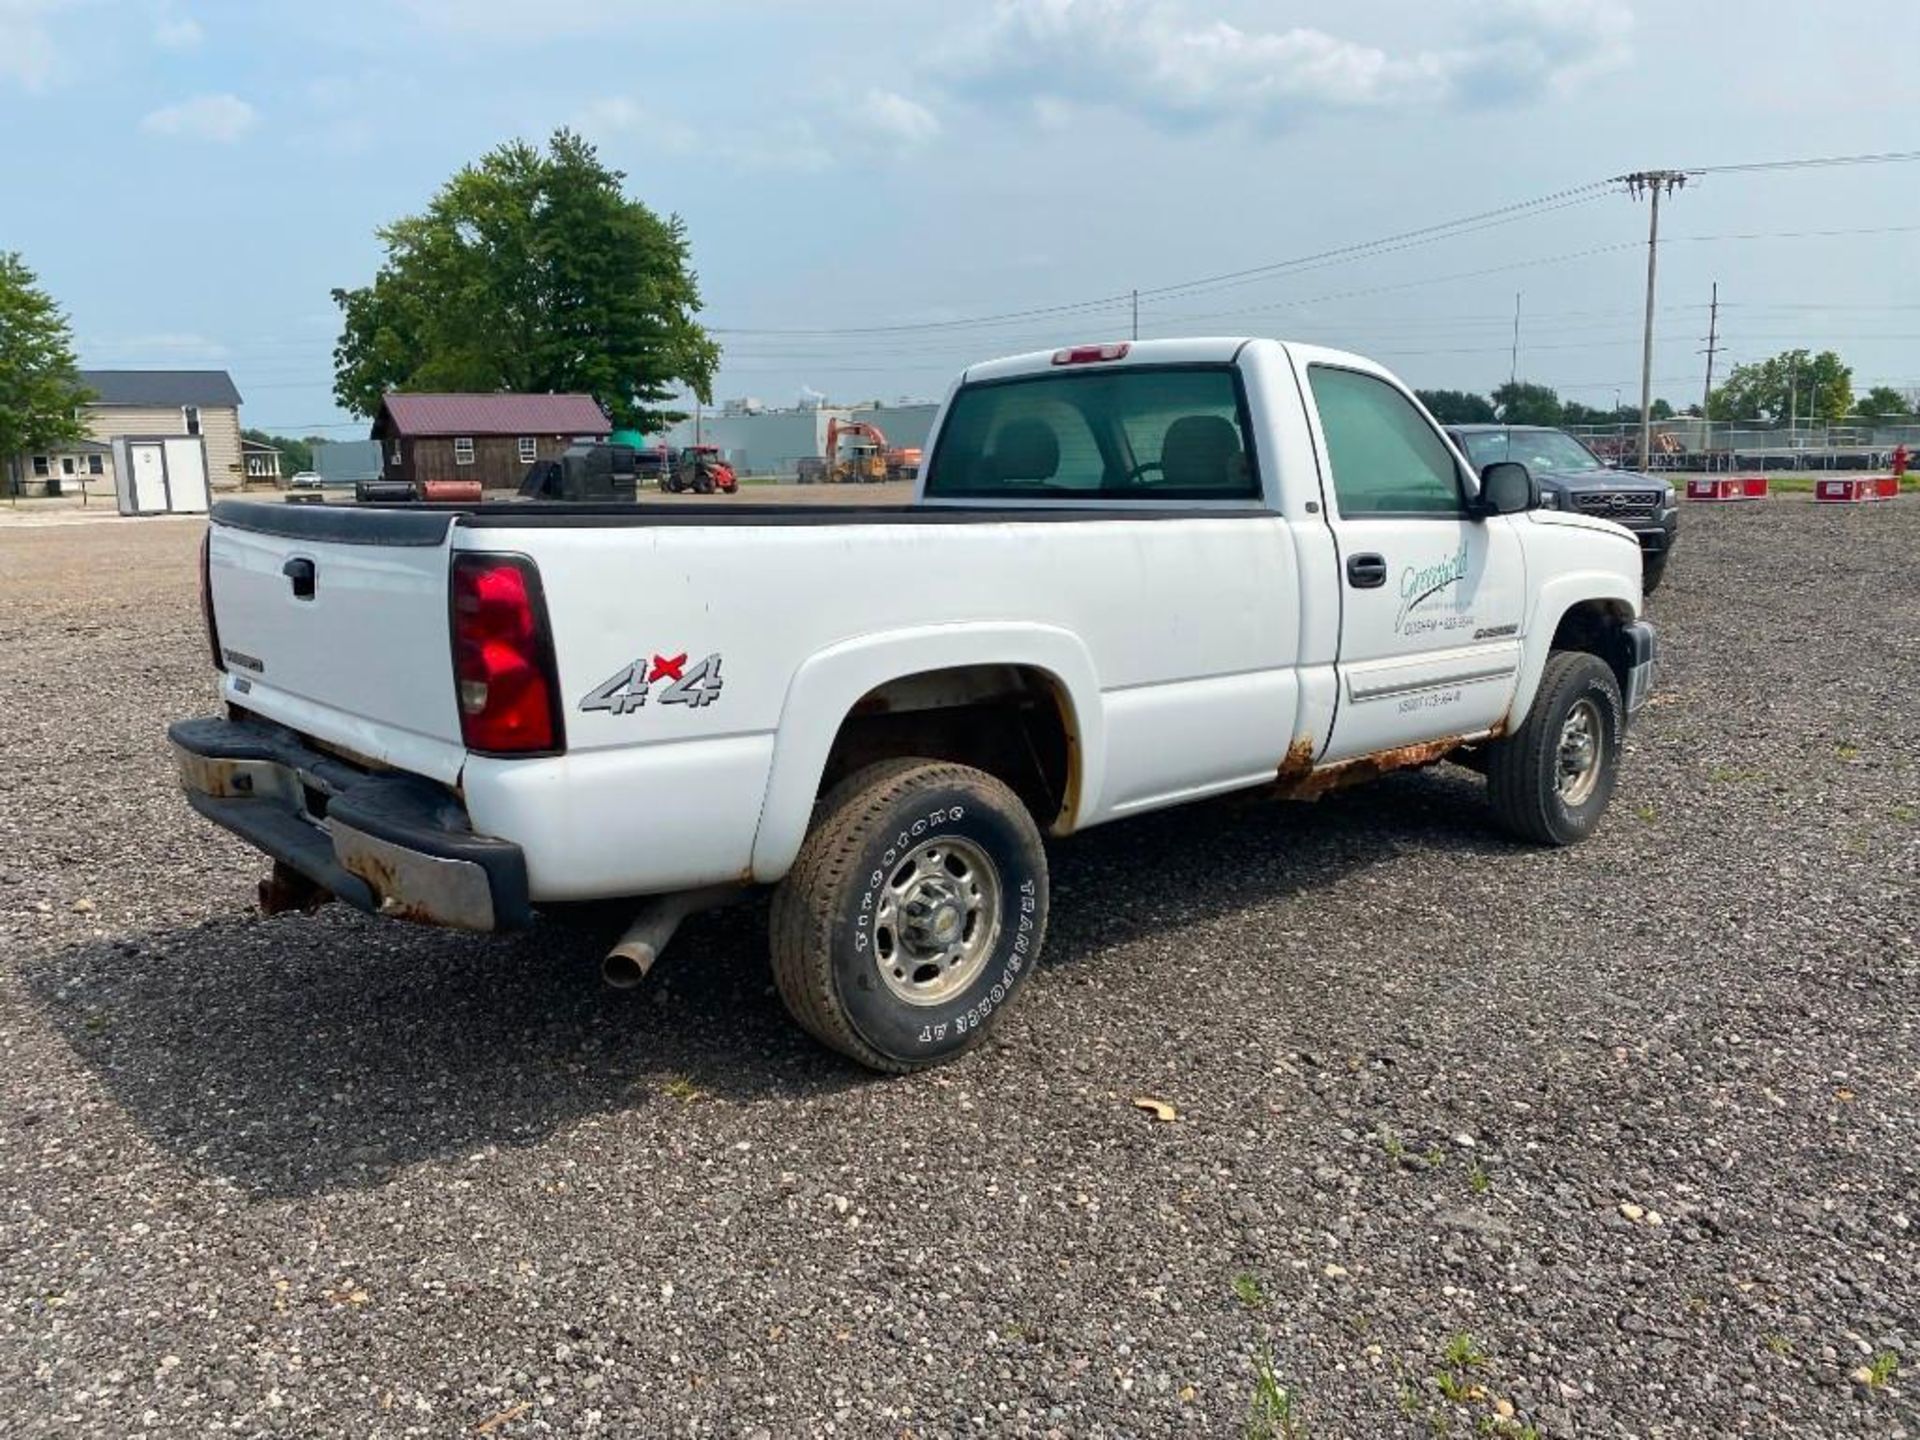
(1815, 475, 1900, 503)
(1687, 475, 1769, 502)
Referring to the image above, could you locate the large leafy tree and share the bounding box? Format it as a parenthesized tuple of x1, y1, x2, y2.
(1853, 385, 1913, 421)
(0, 252, 91, 496)
(1414, 389, 1495, 424)
(332, 130, 719, 431)
(1490, 380, 1563, 427)
(1708, 349, 1852, 424)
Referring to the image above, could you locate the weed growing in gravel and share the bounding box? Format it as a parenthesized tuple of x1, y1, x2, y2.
(1245, 1351, 1305, 1439)
(1835, 742, 1860, 760)
(1634, 803, 1657, 821)
(1378, 1128, 1407, 1160)
(1436, 1370, 1477, 1403)
(1468, 1165, 1492, 1195)
(1444, 1334, 1490, 1371)
(1893, 804, 1916, 823)
(1707, 765, 1762, 784)
(1423, 1145, 1447, 1167)
(1232, 1273, 1270, 1309)
(660, 1075, 702, 1102)
(1864, 1351, 1899, 1388)
(1763, 1334, 1793, 1356)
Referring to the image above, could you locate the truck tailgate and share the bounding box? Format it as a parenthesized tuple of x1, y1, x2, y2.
(207, 504, 466, 780)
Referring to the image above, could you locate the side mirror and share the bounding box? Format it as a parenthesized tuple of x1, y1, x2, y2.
(1477, 461, 1536, 516)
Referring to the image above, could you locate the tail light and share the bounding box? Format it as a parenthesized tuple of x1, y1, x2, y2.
(1051, 342, 1130, 366)
(199, 529, 225, 672)
(450, 553, 564, 756)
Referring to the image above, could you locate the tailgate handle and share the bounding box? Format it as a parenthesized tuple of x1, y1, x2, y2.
(282, 556, 316, 600)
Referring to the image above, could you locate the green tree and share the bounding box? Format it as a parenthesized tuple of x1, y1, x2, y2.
(332, 129, 719, 431)
(1853, 385, 1913, 421)
(1414, 388, 1495, 423)
(1708, 349, 1853, 424)
(0, 251, 92, 497)
(1490, 380, 1563, 426)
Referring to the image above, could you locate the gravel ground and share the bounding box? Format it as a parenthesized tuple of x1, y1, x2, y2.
(0, 501, 1915, 1440)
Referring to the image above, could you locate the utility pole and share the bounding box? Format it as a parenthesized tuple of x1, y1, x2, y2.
(1131, 288, 1139, 342)
(1699, 280, 1722, 418)
(1509, 292, 1521, 391)
(1618, 170, 1690, 468)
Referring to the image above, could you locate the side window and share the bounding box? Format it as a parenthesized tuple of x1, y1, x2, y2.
(453, 437, 476, 465)
(517, 436, 537, 464)
(1308, 366, 1463, 517)
(182, 405, 201, 437)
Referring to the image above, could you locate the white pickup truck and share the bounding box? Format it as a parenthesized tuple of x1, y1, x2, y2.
(174, 338, 1655, 1071)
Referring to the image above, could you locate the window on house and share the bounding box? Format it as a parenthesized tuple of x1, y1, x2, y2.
(32, 456, 49, 476)
(61, 457, 76, 476)
(182, 405, 202, 436)
(453, 437, 476, 465)
(389, 442, 403, 467)
(87, 454, 104, 476)
(517, 436, 537, 464)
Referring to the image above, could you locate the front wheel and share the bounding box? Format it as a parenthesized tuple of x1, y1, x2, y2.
(1485, 650, 1624, 846)
(770, 759, 1050, 1072)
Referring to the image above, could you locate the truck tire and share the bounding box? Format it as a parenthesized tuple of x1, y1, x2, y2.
(1642, 552, 1668, 594)
(1485, 650, 1623, 846)
(770, 758, 1049, 1072)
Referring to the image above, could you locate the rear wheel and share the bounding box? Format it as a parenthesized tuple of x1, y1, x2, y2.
(770, 759, 1049, 1072)
(1486, 650, 1624, 846)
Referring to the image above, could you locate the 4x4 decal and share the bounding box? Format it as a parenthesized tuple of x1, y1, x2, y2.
(580, 653, 724, 713)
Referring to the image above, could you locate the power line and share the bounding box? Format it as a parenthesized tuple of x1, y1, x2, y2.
(1685, 149, 1920, 175)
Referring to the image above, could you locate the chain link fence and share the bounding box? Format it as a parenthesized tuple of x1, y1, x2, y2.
(1562, 418, 1920, 472)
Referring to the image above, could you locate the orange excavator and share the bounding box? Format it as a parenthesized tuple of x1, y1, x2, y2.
(823, 418, 921, 484)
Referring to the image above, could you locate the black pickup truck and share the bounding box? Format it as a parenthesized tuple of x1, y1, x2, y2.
(1447, 424, 1679, 593)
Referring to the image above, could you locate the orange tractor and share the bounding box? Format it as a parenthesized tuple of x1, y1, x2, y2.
(822, 418, 921, 484)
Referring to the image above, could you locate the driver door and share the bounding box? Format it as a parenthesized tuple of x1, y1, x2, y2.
(1299, 362, 1526, 764)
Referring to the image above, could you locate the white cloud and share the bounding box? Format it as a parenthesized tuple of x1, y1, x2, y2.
(153, 12, 202, 49)
(942, 0, 1633, 130)
(141, 92, 257, 143)
(842, 89, 941, 152)
(83, 331, 230, 362)
(0, 0, 74, 91)
(400, 0, 645, 38)
(575, 96, 699, 156)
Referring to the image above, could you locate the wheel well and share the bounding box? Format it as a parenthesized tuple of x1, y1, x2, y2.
(817, 665, 1078, 830)
(1550, 600, 1636, 694)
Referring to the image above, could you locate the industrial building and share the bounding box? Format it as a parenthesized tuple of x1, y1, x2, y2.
(660, 401, 939, 478)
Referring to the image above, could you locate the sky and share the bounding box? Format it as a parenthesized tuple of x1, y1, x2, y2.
(3, 0, 1918, 438)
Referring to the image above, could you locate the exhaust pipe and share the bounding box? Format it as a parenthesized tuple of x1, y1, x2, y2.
(602, 886, 741, 988)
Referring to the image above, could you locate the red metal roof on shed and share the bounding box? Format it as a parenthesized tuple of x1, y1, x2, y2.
(377, 392, 611, 437)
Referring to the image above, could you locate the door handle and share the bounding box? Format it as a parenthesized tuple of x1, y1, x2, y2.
(282, 556, 316, 600)
(1346, 553, 1388, 589)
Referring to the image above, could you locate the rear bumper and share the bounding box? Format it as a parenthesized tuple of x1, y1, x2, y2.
(169, 715, 530, 931)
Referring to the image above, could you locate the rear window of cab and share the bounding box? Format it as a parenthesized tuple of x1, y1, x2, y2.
(924, 365, 1260, 501)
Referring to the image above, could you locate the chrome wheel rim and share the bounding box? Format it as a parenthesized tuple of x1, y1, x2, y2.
(873, 836, 1001, 1006)
(1556, 698, 1604, 806)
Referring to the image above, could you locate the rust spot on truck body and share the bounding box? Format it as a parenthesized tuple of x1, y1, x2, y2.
(1273, 725, 1500, 801)
(1276, 736, 1317, 782)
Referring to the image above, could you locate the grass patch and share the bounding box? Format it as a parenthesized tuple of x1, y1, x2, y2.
(1468, 1165, 1492, 1195)
(1444, 1334, 1490, 1371)
(1245, 1352, 1306, 1439)
(1865, 1351, 1899, 1388)
(1232, 1273, 1269, 1309)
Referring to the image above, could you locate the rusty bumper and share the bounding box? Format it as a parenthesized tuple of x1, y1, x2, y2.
(169, 715, 531, 932)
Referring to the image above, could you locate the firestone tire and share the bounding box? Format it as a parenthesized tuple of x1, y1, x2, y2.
(1485, 650, 1624, 847)
(770, 759, 1049, 1073)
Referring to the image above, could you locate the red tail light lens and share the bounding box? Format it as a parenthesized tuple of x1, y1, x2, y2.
(1051, 342, 1130, 366)
(450, 553, 564, 755)
(200, 529, 225, 672)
